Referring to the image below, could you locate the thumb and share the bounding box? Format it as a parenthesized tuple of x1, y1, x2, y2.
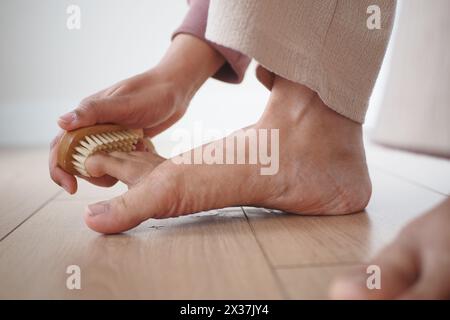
(58, 96, 130, 131)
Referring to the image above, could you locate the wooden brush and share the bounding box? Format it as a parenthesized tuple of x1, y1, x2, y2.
(57, 124, 144, 177)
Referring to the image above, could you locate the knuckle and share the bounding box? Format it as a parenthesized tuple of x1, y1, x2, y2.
(115, 82, 135, 94)
(77, 98, 98, 118)
(79, 97, 95, 109)
(162, 86, 178, 112)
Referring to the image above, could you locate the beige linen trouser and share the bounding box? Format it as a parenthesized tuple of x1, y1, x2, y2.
(205, 0, 397, 124)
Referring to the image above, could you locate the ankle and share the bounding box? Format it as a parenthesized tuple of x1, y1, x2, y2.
(265, 77, 361, 137)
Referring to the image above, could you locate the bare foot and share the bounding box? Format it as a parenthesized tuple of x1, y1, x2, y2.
(330, 198, 450, 300)
(84, 76, 372, 233)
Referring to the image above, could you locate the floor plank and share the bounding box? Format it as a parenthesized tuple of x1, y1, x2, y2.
(0, 202, 282, 299)
(244, 168, 446, 268)
(277, 265, 358, 300)
(1, 147, 447, 299)
(0, 148, 61, 240)
(366, 142, 450, 195)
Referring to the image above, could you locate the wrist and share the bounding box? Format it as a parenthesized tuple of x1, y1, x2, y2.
(155, 34, 225, 99)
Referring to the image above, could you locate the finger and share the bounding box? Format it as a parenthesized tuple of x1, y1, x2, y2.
(330, 240, 419, 299)
(50, 166, 78, 194)
(81, 175, 118, 188)
(400, 280, 450, 300)
(143, 108, 187, 138)
(400, 254, 450, 300)
(49, 131, 77, 194)
(59, 87, 179, 132)
(57, 96, 132, 131)
(400, 277, 450, 300)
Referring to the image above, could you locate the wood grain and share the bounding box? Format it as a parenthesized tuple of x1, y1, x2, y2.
(0, 148, 61, 240)
(277, 265, 359, 300)
(0, 202, 282, 299)
(0, 146, 447, 299)
(244, 168, 446, 267)
(366, 143, 450, 195)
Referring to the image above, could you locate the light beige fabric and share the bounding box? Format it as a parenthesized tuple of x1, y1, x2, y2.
(373, 0, 450, 158)
(205, 0, 396, 123)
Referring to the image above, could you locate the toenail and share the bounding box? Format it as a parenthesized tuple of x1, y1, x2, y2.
(87, 201, 110, 216)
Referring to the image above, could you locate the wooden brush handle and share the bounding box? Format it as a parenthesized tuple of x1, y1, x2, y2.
(57, 125, 143, 176)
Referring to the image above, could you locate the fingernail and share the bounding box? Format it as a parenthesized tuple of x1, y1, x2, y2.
(59, 112, 76, 124)
(87, 201, 110, 216)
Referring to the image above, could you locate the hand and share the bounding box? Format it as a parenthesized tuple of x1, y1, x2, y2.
(330, 198, 450, 299)
(49, 34, 225, 194)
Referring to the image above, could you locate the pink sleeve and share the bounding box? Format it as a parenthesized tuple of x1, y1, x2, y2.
(172, 0, 251, 84)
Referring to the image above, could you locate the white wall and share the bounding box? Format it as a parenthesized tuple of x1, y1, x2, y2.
(0, 0, 393, 153)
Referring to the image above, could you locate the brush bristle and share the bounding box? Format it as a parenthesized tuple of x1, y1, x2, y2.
(71, 130, 141, 177)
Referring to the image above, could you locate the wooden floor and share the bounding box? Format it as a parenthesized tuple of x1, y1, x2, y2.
(0, 143, 449, 299)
